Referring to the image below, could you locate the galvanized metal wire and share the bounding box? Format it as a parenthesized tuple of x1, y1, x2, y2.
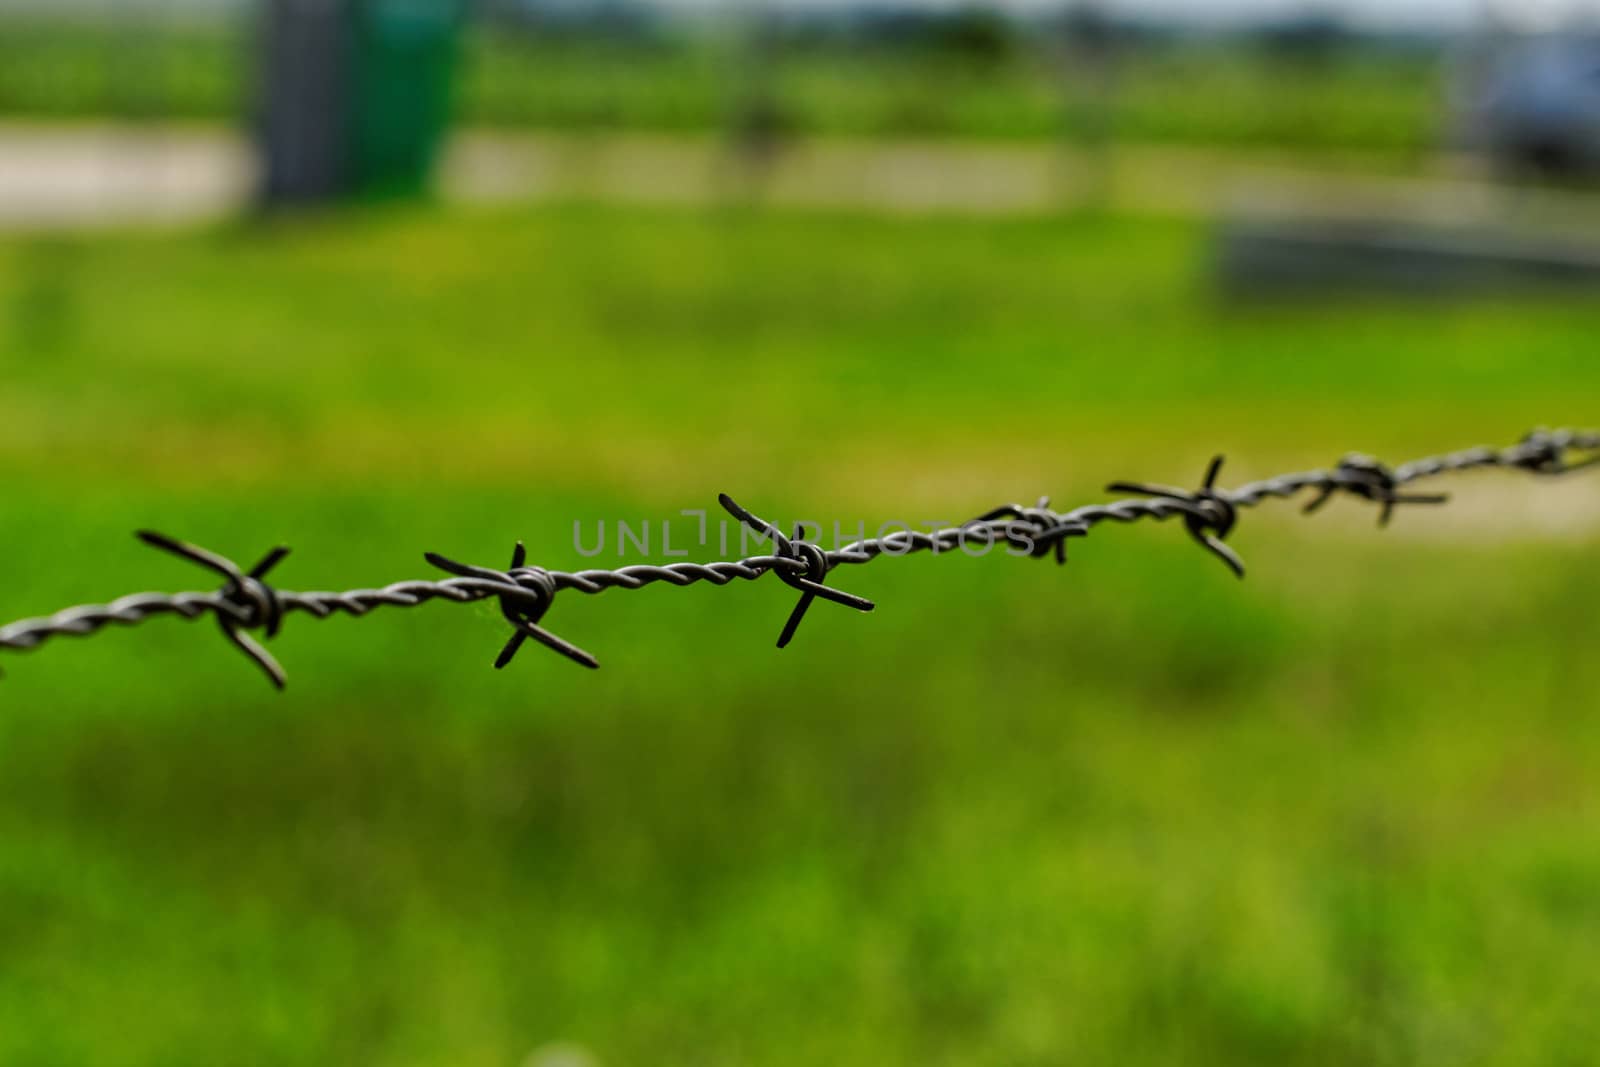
(2, 427, 1595, 690)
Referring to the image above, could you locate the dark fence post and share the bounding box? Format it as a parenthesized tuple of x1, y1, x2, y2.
(259, 0, 351, 206)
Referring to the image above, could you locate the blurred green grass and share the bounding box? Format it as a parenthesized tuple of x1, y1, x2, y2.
(1, 204, 1598, 1065)
(0, 19, 1436, 157)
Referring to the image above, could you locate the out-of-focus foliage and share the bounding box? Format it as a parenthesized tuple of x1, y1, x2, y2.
(0, 16, 246, 121)
(0, 15, 1439, 156)
(465, 35, 1437, 153)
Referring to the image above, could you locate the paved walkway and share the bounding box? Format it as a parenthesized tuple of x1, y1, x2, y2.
(0, 124, 250, 229)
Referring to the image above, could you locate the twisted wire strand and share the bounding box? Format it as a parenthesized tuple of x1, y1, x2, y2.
(1, 427, 1595, 690)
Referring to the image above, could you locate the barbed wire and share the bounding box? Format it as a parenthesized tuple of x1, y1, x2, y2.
(2, 427, 1596, 691)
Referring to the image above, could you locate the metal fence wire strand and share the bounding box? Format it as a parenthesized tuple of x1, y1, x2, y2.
(2, 427, 1596, 690)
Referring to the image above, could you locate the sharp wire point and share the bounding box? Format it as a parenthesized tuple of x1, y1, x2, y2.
(250, 546, 292, 579)
(1303, 486, 1335, 515)
(494, 632, 527, 670)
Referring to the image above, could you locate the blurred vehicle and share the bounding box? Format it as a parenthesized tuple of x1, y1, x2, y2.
(1456, 31, 1600, 179)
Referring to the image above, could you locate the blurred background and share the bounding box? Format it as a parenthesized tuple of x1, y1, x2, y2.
(2, 1, 1599, 1064)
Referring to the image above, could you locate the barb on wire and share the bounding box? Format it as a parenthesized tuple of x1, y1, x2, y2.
(1512, 428, 1600, 476)
(0, 426, 1595, 691)
(425, 542, 599, 671)
(1301, 454, 1449, 528)
(717, 493, 875, 648)
(136, 531, 292, 690)
(1107, 455, 1246, 578)
(972, 497, 1087, 564)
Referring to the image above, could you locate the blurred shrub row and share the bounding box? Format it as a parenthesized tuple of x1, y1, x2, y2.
(0, 16, 1438, 156)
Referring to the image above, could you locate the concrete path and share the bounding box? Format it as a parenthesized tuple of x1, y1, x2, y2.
(0, 124, 251, 229)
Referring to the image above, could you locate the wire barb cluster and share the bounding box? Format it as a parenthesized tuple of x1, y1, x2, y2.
(1, 427, 1595, 690)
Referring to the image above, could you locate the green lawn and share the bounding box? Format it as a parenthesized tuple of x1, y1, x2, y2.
(1, 204, 1598, 1065)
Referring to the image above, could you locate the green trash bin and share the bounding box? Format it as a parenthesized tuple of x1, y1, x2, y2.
(348, 0, 463, 199)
